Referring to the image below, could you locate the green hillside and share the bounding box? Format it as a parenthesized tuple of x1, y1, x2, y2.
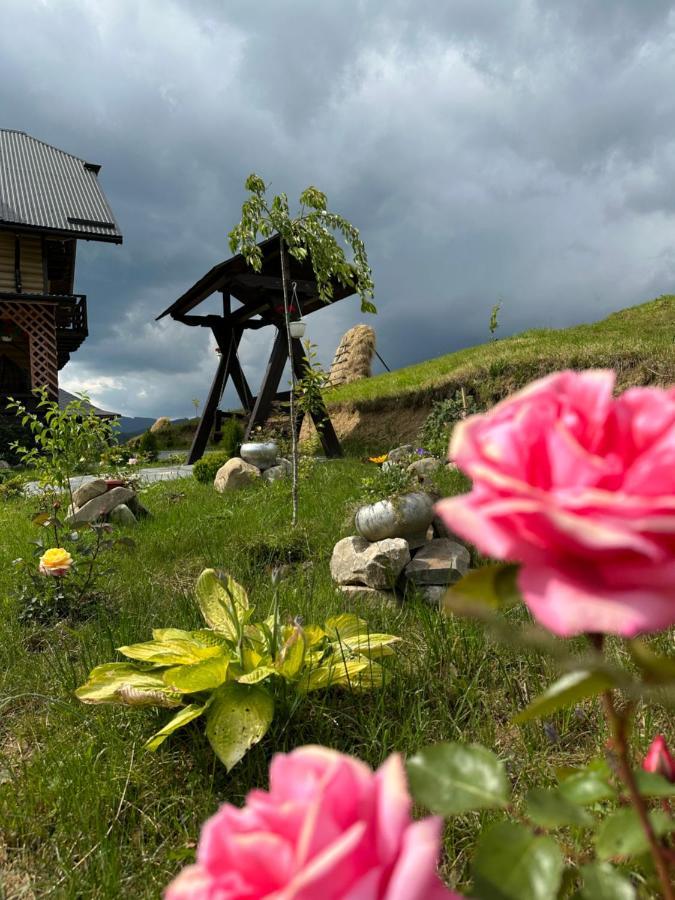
(327, 295, 674, 411)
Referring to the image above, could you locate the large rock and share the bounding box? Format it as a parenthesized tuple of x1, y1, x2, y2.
(262, 465, 287, 483)
(404, 539, 470, 585)
(72, 479, 108, 509)
(214, 457, 261, 493)
(109, 504, 137, 525)
(387, 445, 414, 464)
(127, 494, 151, 518)
(150, 416, 171, 433)
(67, 486, 135, 524)
(330, 535, 410, 590)
(407, 457, 442, 481)
(276, 457, 292, 475)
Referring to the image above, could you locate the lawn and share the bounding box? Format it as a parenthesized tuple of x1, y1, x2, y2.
(0, 461, 671, 897)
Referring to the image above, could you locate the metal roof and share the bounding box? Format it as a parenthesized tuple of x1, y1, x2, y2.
(58, 388, 119, 418)
(0, 130, 122, 243)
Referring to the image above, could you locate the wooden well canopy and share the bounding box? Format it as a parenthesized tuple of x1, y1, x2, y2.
(157, 234, 352, 464)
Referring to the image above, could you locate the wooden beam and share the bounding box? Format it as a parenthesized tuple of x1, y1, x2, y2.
(232, 274, 318, 294)
(244, 327, 288, 439)
(290, 337, 342, 458)
(187, 329, 235, 464)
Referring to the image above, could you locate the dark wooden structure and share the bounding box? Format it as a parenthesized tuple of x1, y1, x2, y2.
(157, 235, 349, 464)
(0, 130, 122, 406)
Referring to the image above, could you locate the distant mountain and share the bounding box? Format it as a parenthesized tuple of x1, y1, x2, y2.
(116, 416, 157, 438)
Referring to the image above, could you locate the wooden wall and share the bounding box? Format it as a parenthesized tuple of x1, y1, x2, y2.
(0, 232, 45, 293)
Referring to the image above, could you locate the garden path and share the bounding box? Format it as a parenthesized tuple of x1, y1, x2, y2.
(24, 465, 193, 495)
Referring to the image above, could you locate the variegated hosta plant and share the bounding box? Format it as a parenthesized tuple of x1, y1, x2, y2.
(76, 569, 399, 771)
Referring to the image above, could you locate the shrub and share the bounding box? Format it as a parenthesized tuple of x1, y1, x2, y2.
(193, 451, 232, 484)
(138, 429, 159, 461)
(217, 417, 244, 456)
(0, 414, 35, 466)
(419, 389, 479, 458)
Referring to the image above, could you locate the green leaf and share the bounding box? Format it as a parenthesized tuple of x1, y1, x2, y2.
(525, 787, 594, 828)
(144, 702, 209, 751)
(407, 742, 510, 816)
(162, 655, 229, 693)
(195, 569, 248, 638)
(297, 658, 370, 693)
(558, 770, 615, 806)
(472, 822, 563, 900)
(579, 863, 636, 900)
(276, 626, 306, 679)
(513, 671, 614, 724)
(336, 633, 401, 659)
(442, 563, 521, 616)
(627, 639, 675, 683)
(75, 663, 182, 708)
(596, 807, 675, 860)
(205, 682, 273, 771)
(633, 770, 675, 797)
(118, 638, 223, 666)
(237, 666, 278, 685)
(324, 613, 368, 641)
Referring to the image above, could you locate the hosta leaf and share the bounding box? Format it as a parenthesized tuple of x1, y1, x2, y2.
(205, 683, 273, 771)
(276, 627, 306, 679)
(237, 666, 278, 685)
(324, 614, 368, 641)
(298, 658, 371, 693)
(513, 671, 615, 724)
(195, 569, 249, 637)
(336, 633, 401, 659)
(118, 638, 223, 666)
(303, 624, 326, 647)
(596, 807, 675, 860)
(442, 563, 522, 615)
(579, 863, 636, 900)
(472, 822, 563, 900)
(162, 655, 229, 693)
(525, 787, 594, 828)
(75, 663, 182, 707)
(145, 702, 209, 751)
(407, 742, 510, 816)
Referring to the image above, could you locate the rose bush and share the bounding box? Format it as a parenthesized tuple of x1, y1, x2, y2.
(166, 745, 457, 899)
(38, 547, 73, 577)
(436, 369, 675, 637)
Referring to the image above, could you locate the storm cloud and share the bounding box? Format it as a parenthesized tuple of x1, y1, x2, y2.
(2, 0, 674, 416)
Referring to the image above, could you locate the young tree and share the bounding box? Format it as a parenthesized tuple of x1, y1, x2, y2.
(229, 175, 375, 526)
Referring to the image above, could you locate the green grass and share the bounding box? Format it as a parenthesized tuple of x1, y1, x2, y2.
(327, 295, 675, 410)
(0, 464, 671, 897)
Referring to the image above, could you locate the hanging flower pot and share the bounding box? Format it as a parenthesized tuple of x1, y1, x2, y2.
(289, 320, 306, 339)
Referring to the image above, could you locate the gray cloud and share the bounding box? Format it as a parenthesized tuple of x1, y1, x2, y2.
(1, 0, 674, 417)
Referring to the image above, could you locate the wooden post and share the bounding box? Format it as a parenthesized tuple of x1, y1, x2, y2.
(244, 327, 288, 439)
(290, 336, 342, 458)
(187, 328, 234, 464)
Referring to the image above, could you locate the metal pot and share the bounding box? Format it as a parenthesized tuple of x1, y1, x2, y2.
(240, 441, 279, 471)
(355, 491, 434, 547)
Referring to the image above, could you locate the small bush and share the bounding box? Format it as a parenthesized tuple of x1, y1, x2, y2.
(218, 418, 244, 457)
(419, 390, 479, 458)
(0, 414, 35, 466)
(193, 450, 232, 484)
(138, 429, 159, 461)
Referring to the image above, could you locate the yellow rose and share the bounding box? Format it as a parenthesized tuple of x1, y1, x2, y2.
(39, 548, 73, 577)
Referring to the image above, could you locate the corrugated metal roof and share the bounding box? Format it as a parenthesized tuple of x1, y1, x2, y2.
(0, 130, 122, 243)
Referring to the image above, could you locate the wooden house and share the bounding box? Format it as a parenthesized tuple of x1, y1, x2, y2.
(0, 130, 122, 406)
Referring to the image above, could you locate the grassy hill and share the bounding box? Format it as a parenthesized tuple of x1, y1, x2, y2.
(320, 295, 675, 449)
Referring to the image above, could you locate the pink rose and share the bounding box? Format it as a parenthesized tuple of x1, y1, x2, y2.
(165, 745, 458, 900)
(643, 735, 675, 783)
(436, 370, 675, 637)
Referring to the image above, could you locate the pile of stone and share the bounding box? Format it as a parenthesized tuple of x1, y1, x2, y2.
(330, 445, 470, 607)
(66, 479, 150, 526)
(214, 454, 291, 493)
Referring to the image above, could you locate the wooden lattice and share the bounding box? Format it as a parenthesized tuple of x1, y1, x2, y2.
(0, 301, 58, 398)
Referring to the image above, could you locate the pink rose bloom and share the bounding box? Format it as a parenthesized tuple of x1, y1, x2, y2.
(436, 370, 675, 637)
(643, 735, 675, 783)
(165, 745, 458, 900)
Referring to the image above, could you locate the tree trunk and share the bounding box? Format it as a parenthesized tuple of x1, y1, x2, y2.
(279, 239, 299, 527)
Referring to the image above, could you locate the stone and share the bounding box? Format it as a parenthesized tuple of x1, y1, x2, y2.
(276, 457, 292, 474)
(330, 535, 410, 590)
(150, 416, 171, 433)
(109, 503, 137, 525)
(214, 457, 261, 493)
(262, 465, 287, 483)
(387, 445, 414, 464)
(431, 514, 462, 542)
(416, 585, 447, 608)
(339, 585, 400, 608)
(404, 539, 470, 585)
(67, 486, 135, 524)
(407, 457, 442, 481)
(72, 479, 108, 509)
(0, 459, 10, 469)
(127, 494, 151, 518)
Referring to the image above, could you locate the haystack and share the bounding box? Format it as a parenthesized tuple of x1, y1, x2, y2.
(327, 324, 376, 387)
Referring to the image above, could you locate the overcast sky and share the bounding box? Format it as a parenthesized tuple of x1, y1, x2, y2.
(2, 0, 675, 417)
